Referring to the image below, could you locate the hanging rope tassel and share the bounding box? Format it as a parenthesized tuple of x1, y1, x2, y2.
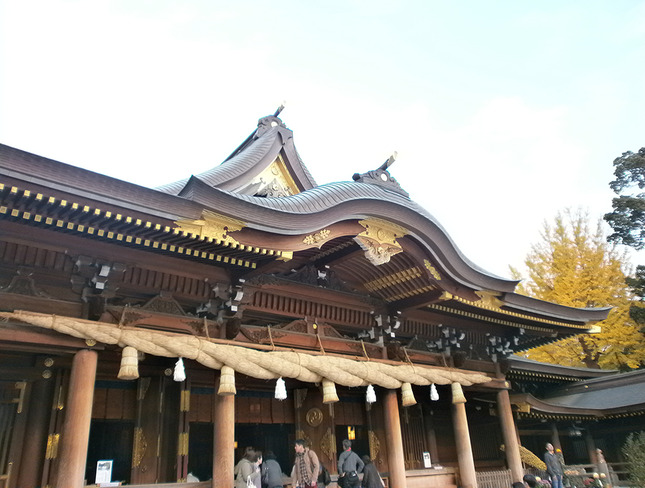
(401, 382, 417, 407)
(275, 377, 287, 400)
(117, 346, 139, 380)
(430, 383, 439, 401)
(174, 357, 186, 382)
(218, 365, 236, 395)
(322, 378, 339, 404)
(366, 384, 376, 404)
(451, 382, 466, 404)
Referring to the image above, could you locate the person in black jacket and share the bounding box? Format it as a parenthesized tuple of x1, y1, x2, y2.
(337, 439, 364, 488)
(261, 451, 283, 488)
(360, 455, 382, 488)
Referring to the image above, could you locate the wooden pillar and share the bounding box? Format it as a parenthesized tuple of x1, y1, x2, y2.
(551, 423, 562, 451)
(452, 386, 477, 488)
(17, 378, 55, 488)
(585, 428, 597, 465)
(383, 389, 407, 488)
(55, 349, 98, 488)
(212, 372, 235, 488)
(497, 389, 523, 482)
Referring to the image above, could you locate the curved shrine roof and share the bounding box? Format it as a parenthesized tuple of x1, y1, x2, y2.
(0, 112, 610, 340)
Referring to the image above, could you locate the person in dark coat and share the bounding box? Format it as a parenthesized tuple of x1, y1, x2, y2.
(544, 443, 564, 488)
(360, 455, 383, 488)
(337, 439, 364, 488)
(261, 450, 283, 488)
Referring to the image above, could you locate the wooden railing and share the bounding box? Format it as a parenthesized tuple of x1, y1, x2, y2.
(476, 469, 512, 488)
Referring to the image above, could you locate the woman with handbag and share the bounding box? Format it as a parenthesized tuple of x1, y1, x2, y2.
(337, 439, 364, 488)
(235, 447, 262, 488)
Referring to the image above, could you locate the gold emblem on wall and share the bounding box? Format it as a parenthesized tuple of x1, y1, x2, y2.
(306, 407, 323, 427)
(174, 210, 245, 246)
(355, 218, 408, 266)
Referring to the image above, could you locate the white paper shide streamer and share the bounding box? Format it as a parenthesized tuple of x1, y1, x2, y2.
(275, 377, 287, 400)
(174, 357, 186, 382)
(430, 383, 439, 401)
(366, 384, 377, 404)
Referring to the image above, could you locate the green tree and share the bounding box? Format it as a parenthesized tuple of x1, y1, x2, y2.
(604, 147, 645, 325)
(622, 431, 645, 488)
(510, 209, 645, 370)
(604, 147, 645, 249)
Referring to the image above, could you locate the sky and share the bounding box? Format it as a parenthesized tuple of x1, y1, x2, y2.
(1, 0, 644, 279)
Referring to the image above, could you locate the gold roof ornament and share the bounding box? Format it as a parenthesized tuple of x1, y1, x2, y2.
(475, 290, 505, 310)
(355, 218, 407, 266)
(174, 210, 245, 246)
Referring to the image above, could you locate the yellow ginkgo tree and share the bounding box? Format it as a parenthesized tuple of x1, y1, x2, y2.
(510, 209, 645, 370)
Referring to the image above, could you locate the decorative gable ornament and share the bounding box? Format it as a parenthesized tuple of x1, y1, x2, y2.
(354, 218, 407, 266)
(352, 152, 409, 197)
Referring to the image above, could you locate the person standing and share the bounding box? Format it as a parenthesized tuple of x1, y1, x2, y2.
(291, 439, 320, 488)
(235, 447, 262, 488)
(262, 450, 284, 488)
(360, 455, 383, 488)
(337, 439, 364, 488)
(544, 443, 564, 488)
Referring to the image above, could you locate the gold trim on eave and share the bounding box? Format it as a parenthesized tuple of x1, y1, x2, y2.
(174, 210, 245, 246)
(475, 290, 504, 310)
(424, 260, 441, 280)
(363, 267, 423, 292)
(431, 296, 590, 330)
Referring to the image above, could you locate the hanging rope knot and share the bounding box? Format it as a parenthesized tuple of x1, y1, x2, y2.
(203, 316, 210, 340)
(317, 333, 326, 355)
(267, 325, 276, 351)
(403, 347, 416, 374)
(360, 339, 370, 360)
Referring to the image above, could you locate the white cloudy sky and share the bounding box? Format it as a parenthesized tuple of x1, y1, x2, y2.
(1, 1, 644, 278)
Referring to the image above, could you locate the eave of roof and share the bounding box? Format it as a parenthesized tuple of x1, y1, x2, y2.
(513, 371, 645, 416)
(507, 356, 618, 379)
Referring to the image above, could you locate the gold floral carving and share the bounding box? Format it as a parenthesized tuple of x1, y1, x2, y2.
(368, 430, 380, 461)
(320, 428, 336, 460)
(303, 229, 331, 247)
(475, 290, 504, 310)
(306, 407, 323, 427)
(174, 210, 245, 246)
(355, 219, 407, 266)
(132, 427, 147, 468)
(424, 260, 441, 280)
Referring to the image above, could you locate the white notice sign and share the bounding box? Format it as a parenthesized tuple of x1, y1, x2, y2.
(96, 460, 113, 484)
(423, 451, 432, 468)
